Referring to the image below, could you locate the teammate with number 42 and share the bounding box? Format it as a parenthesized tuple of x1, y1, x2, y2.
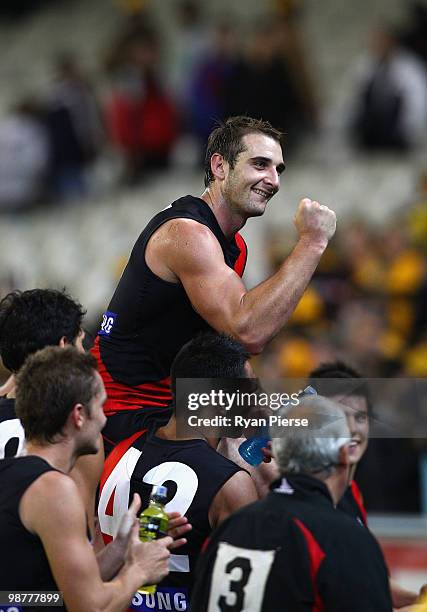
(98, 334, 258, 612)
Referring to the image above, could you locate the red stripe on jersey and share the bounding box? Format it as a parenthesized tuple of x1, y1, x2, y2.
(105, 487, 115, 517)
(350, 480, 368, 526)
(91, 337, 172, 414)
(100, 429, 146, 490)
(234, 232, 248, 277)
(100, 430, 146, 547)
(294, 517, 325, 612)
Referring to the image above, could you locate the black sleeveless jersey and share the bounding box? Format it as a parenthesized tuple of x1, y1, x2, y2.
(0, 456, 65, 611)
(92, 195, 247, 416)
(98, 429, 244, 611)
(0, 397, 25, 459)
(191, 475, 392, 612)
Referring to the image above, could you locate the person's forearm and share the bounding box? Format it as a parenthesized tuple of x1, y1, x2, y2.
(235, 237, 327, 353)
(62, 565, 142, 612)
(102, 565, 143, 612)
(96, 539, 125, 581)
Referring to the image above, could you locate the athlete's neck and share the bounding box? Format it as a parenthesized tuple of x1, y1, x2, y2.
(200, 188, 246, 239)
(156, 416, 205, 442)
(0, 374, 16, 399)
(156, 417, 219, 449)
(25, 440, 78, 474)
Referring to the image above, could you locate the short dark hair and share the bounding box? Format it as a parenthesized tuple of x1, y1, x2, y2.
(15, 346, 100, 443)
(171, 332, 250, 398)
(204, 116, 284, 187)
(0, 289, 85, 372)
(308, 361, 373, 416)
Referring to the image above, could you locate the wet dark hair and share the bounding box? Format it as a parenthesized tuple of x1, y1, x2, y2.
(204, 115, 284, 187)
(0, 289, 85, 372)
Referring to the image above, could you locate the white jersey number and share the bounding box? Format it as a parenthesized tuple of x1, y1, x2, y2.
(98, 448, 198, 572)
(0, 418, 25, 459)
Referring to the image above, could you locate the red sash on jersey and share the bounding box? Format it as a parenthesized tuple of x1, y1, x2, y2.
(91, 337, 172, 415)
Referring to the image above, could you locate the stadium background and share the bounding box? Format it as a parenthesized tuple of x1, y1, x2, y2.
(0, 0, 426, 592)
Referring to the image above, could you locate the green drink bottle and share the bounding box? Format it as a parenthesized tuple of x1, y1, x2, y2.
(138, 485, 169, 595)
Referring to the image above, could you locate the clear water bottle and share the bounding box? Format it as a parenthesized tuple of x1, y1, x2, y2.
(238, 385, 317, 466)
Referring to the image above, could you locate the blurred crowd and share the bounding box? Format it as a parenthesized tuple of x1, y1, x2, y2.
(0, 0, 426, 519)
(260, 169, 427, 380)
(0, 0, 426, 210)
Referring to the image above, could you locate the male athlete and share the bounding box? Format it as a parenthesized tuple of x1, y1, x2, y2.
(98, 333, 258, 611)
(0, 288, 86, 460)
(0, 347, 173, 612)
(0, 288, 104, 533)
(93, 115, 337, 450)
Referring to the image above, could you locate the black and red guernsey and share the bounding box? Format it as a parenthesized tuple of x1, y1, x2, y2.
(98, 427, 244, 611)
(338, 479, 368, 527)
(92, 196, 247, 439)
(190, 475, 392, 612)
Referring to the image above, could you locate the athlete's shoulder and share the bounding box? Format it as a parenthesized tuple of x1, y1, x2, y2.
(203, 443, 248, 473)
(25, 466, 80, 508)
(150, 217, 223, 274)
(149, 195, 214, 226)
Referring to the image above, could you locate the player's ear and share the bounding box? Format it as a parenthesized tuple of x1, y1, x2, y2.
(70, 403, 85, 429)
(210, 153, 227, 181)
(58, 336, 67, 348)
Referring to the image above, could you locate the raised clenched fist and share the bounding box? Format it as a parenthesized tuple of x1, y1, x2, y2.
(294, 198, 337, 245)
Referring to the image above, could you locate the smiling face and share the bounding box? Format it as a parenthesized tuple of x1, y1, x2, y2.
(222, 133, 285, 219)
(331, 394, 369, 466)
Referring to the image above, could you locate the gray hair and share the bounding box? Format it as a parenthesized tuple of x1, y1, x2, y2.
(272, 396, 350, 477)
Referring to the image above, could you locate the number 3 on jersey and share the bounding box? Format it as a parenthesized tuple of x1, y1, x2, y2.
(207, 543, 275, 612)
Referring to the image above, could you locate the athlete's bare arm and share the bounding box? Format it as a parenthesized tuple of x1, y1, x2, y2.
(146, 198, 336, 353)
(20, 472, 171, 612)
(217, 437, 279, 499)
(208, 469, 258, 529)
